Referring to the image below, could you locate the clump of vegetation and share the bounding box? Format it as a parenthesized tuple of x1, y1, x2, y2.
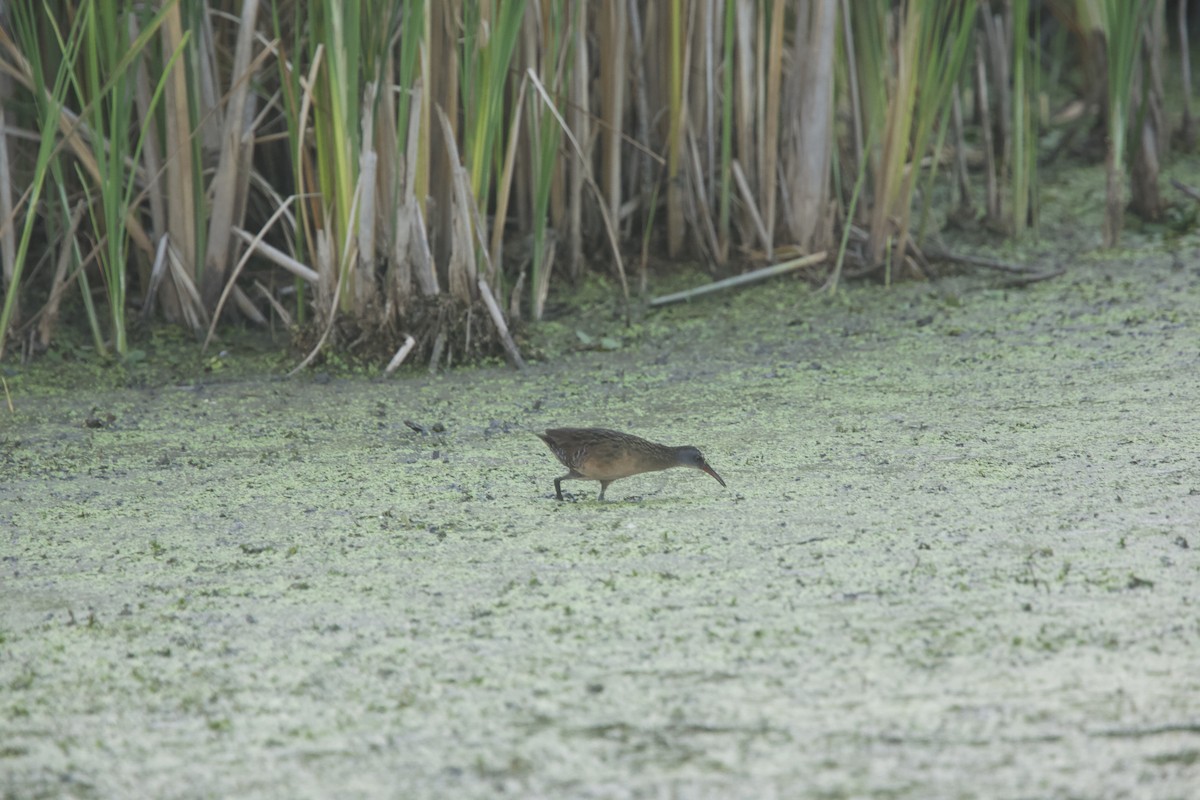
(0, 1, 1186, 368)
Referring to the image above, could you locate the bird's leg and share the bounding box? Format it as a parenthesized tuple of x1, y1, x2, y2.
(554, 476, 566, 500)
(598, 480, 613, 501)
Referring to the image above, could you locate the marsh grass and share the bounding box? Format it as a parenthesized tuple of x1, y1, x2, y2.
(0, 1, 1181, 365)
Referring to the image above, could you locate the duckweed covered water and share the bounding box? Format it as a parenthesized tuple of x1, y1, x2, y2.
(3, 246, 1199, 798)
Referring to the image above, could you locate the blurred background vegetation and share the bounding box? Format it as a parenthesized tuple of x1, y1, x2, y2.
(0, 0, 1190, 369)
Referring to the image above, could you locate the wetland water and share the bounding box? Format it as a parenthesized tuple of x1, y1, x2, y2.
(3, 251, 1199, 798)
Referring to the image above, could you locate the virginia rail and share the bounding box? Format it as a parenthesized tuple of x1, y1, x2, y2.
(536, 427, 726, 500)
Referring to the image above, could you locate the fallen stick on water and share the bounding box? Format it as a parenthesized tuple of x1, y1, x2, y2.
(921, 242, 1034, 274)
(648, 252, 826, 307)
(1170, 178, 1200, 204)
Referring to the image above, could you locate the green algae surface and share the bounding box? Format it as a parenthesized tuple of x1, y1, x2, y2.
(3, 247, 1200, 798)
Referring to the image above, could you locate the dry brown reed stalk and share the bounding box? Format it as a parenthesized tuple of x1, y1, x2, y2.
(684, 124, 720, 262)
(731, 158, 770, 250)
(35, 200, 86, 350)
(567, 0, 587, 278)
(624, 0, 654, 289)
(732, 0, 755, 246)
(435, 106, 478, 305)
(691, 0, 711, 217)
(1129, 0, 1166, 222)
(781, 0, 836, 250)
(489, 79, 525, 282)
(427, 0, 459, 290)
(163, 242, 209, 332)
(760, 0, 785, 254)
(160, 4, 199, 323)
(202, 0, 262, 310)
(664, 1, 686, 257)
(400, 84, 438, 299)
(975, 32, 1000, 224)
(598, 2, 627, 233)
(355, 86, 379, 318)
(129, 15, 165, 293)
(950, 85, 975, 219)
(434, 103, 526, 369)
(204, 197, 298, 351)
(526, 68, 629, 310)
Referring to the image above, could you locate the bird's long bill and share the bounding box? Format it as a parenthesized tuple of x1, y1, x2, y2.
(701, 464, 726, 487)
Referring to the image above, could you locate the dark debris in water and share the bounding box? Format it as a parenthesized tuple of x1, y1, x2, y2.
(84, 408, 117, 428)
(404, 420, 446, 435)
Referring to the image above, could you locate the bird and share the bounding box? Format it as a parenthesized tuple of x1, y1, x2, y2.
(535, 427, 726, 501)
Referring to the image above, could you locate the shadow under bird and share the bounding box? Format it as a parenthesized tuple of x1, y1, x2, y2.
(536, 427, 726, 501)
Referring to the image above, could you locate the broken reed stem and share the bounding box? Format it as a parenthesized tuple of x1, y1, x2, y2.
(232, 227, 320, 283)
(477, 277, 526, 370)
(649, 252, 826, 307)
(204, 198, 296, 351)
(731, 158, 771, 253)
(384, 334, 417, 374)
